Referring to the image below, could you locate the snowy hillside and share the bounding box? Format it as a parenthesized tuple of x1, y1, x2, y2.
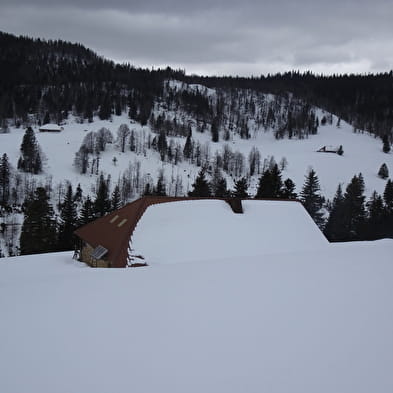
(1, 239, 393, 393)
(1, 79, 393, 257)
(131, 199, 328, 265)
(0, 89, 391, 202)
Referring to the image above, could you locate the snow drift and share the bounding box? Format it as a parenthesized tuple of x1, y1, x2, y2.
(1, 239, 393, 393)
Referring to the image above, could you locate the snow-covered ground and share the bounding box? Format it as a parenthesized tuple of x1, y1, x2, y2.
(1, 239, 393, 393)
(131, 200, 328, 265)
(1, 108, 392, 201)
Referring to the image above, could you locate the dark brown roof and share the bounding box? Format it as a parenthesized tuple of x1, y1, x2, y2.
(74, 196, 299, 268)
(75, 197, 238, 267)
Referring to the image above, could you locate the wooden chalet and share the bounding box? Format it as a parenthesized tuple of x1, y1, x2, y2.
(74, 196, 244, 268)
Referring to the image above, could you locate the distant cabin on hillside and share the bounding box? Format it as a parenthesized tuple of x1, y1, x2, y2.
(74, 196, 327, 268)
(39, 123, 63, 132)
(317, 145, 343, 155)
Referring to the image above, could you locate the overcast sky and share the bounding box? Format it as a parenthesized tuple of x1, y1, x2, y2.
(1, 0, 393, 76)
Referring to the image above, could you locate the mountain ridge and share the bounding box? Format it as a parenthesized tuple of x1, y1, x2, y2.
(1, 31, 393, 139)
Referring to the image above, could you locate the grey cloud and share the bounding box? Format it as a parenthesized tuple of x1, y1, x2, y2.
(1, 0, 393, 76)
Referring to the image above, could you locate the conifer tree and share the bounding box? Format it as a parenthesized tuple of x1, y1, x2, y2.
(84, 102, 94, 123)
(341, 174, 366, 240)
(111, 185, 122, 211)
(365, 191, 385, 240)
(154, 171, 167, 196)
(255, 164, 283, 198)
(157, 129, 168, 161)
(183, 131, 193, 160)
(189, 169, 211, 197)
(378, 163, 389, 179)
(300, 169, 325, 227)
(324, 184, 347, 241)
(383, 179, 393, 213)
(115, 96, 122, 116)
(79, 196, 95, 226)
(211, 117, 219, 142)
(281, 178, 297, 199)
(382, 134, 391, 153)
(248, 146, 261, 176)
(58, 184, 78, 251)
(74, 183, 83, 202)
(233, 177, 249, 198)
(214, 178, 228, 197)
(94, 174, 111, 217)
(129, 130, 136, 152)
(20, 187, 57, 255)
(210, 166, 225, 197)
(0, 153, 11, 207)
(18, 127, 43, 174)
(98, 93, 112, 120)
(382, 179, 393, 237)
(34, 154, 42, 174)
(143, 183, 153, 196)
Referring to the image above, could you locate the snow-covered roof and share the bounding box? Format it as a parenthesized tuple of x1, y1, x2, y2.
(131, 199, 328, 265)
(39, 123, 62, 131)
(76, 197, 328, 268)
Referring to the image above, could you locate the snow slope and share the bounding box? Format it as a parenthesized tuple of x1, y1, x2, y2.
(1, 240, 393, 393)
(131, 199, 328, 264)
(1, 108, 392, 202)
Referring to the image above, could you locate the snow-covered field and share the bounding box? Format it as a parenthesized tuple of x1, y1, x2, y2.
(131, 199, 328, 264)
(1, 109, 392, 201)
(1, 239, 393, 393)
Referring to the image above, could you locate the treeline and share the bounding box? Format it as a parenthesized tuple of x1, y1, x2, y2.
(0, 31, 183, 127)
(2, 158, 393, 257)
(325, 176, 393, 241)
(188, 165, 393, 241)
(182, 71, 393, 140)
(18, 176, 121, 255)
(1, 32, 393, 144)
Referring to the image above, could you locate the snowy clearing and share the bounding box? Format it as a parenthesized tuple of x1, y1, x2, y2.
(1, 239, 393, 393)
